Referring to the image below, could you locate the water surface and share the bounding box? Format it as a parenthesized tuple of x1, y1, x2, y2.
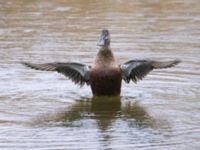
(0, 0, 200, 149)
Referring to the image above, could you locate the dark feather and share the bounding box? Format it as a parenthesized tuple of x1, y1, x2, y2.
(120, 59, 180, 83)
(22, 62, 91, 86)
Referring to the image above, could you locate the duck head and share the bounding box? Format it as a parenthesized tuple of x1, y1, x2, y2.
(97, 29, 110, 48)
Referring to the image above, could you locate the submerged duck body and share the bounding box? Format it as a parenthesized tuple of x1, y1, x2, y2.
(23, 29, 180, 96)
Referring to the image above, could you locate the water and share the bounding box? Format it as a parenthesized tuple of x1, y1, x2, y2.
(0, 0, 200, 149)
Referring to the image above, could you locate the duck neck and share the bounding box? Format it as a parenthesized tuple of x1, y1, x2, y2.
(95, 46, 115, 65)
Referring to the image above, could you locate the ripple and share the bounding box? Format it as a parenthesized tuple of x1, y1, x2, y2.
(0, 0, 200, 149)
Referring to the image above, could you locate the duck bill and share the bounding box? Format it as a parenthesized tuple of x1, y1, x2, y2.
(97, 36, 105, 46)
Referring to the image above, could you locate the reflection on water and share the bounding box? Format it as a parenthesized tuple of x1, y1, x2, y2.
(31, 97, 166, 133)
(27, 97, 172, 149)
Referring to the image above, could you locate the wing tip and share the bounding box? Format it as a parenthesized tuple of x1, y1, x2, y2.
(21, 61, 45, 71)
(153, 59, 181, 69)
(173, 59, 181, 65)
(21, 61, 32, 68)
(169, 59, 181, 67)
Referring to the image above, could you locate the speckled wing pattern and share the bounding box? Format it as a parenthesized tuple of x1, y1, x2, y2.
(22, 62, 91, 86)
(120, 59, 180, 83)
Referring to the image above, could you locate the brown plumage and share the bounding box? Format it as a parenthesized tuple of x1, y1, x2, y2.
(90, 65, 122, 96)
(22, 29, 181, 96)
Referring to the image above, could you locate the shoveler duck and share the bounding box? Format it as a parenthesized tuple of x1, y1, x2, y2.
(22, 29, 180, 96)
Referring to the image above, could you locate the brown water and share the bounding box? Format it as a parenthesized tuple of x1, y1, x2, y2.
(0, 0, 200, 149)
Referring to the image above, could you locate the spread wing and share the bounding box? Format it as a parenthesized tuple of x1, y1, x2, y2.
(22, 62, 91, 86)
(120, 59, 180, 83)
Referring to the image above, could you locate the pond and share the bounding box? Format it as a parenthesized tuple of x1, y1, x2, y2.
(0, 0, 199, 149)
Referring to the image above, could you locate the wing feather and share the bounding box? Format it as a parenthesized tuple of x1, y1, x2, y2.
(120, 59, 180, 83)
(22, 62, 91, 86)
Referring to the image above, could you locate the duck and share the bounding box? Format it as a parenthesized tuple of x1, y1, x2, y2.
(22, 29, 180, 96)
